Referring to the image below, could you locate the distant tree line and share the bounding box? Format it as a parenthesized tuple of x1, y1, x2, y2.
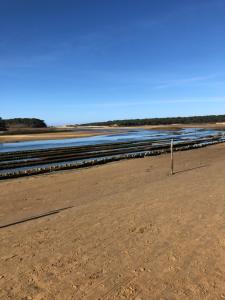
(0, 118, 6, 131)
(0, 118, 47, 130)
(81, 115, 225, 127)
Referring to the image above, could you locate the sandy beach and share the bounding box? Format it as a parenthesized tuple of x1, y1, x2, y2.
(0, 143, 225, 299)
(0, 130, 111, 143)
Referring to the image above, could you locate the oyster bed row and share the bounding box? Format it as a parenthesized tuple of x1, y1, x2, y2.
(0, 135, 224, 180)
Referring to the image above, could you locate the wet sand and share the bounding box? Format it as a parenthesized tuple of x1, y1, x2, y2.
(0, 130, 110, 143)
(1, 143, 225, 299)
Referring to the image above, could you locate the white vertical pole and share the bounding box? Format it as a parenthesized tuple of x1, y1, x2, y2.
(171, 139, 174, 175)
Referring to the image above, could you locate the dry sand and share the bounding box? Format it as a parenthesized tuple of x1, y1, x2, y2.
(0, 143, 225, 299)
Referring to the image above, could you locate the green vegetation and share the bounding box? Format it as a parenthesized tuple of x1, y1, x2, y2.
(82, 114, 225, 127)
(0, 118, 6, 131)
(0, 118, 47, 132)
(3, 118, 47, 129)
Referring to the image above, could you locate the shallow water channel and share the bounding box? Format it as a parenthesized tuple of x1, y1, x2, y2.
(0, 128, 224, 176)
(0, 127, 223, 153)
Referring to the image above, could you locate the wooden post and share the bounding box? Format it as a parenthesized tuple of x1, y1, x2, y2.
(170, 139, 174, 175)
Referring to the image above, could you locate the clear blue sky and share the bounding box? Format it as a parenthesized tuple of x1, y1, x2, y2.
(0, 0, 225, 125)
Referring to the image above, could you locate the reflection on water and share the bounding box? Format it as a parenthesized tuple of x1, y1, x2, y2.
(0, 128, 224, 153)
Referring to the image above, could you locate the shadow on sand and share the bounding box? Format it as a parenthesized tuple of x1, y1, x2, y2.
(174, 165, 208, 175)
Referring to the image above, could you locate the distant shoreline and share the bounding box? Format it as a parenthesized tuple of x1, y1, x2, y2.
(0, 123, 224, 143)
